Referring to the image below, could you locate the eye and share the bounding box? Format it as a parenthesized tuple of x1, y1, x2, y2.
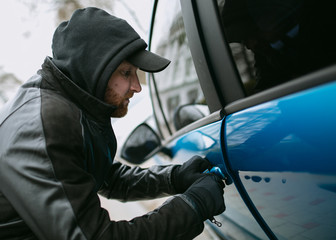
(122, 70, 132, 78)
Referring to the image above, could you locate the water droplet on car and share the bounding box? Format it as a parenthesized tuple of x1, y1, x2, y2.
(252, 176, 262, 182)
(264, 177, 271, 183)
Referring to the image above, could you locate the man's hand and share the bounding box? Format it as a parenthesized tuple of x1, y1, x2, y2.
(171, 156, 212, 193)
(184, 174, 225, 221)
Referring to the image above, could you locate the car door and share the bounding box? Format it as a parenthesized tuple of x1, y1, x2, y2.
(143, 0, 270, 239)
(181, 0, 336, 239)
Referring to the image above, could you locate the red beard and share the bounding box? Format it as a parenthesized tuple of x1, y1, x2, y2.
(104, 88, 133, 118)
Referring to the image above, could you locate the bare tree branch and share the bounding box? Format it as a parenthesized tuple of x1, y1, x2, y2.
(115, 0, 147, 34)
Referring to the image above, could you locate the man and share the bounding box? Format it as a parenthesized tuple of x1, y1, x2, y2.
(0, 7, 225, 239)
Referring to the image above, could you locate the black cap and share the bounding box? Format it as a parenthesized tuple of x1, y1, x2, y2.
(127, 49, 170, 73)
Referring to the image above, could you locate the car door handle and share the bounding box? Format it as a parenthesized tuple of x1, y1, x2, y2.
(204, 166, 225, 179)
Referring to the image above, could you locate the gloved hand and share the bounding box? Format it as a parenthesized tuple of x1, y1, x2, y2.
(183, 174, 225, 221)
(171, 156, 212, 193)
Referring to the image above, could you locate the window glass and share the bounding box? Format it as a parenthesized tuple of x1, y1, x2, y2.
(220, 0, 336, 95)
(149, 0, 209, 139)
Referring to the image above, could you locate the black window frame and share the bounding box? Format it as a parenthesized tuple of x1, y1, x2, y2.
(181, 0, 336, 116)
(180, 0, 246, 113)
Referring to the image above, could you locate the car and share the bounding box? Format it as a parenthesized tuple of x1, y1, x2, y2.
(120, 0, 336, 239)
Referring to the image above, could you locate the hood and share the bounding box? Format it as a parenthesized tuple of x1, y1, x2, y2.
(51, 7, 147, 100)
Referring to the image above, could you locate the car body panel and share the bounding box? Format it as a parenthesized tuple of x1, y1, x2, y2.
(164, 118, 268, 239)
(224, 81, 336, 239)
(168, 121, 222, 164)
(225, 81, 336, 172)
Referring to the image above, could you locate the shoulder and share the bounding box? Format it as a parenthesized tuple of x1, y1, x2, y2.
(40, 90, 83, 148)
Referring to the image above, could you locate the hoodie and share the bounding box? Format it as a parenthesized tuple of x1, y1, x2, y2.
(52, 7, 148, 100)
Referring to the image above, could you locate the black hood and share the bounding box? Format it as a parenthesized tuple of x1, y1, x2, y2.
(51, 7, 147, 100)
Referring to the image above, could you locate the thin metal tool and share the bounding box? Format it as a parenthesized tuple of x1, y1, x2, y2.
(203, 166, 225, 227)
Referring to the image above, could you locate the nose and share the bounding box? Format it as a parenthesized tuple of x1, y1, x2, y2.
(131, 74, 142, 93)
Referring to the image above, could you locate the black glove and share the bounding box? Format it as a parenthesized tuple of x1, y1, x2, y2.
(183, 174, 225, 221)
(171, 156, 212, 193)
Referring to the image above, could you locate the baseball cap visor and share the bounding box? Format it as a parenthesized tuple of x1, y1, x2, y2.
(127, 50, 171, 73)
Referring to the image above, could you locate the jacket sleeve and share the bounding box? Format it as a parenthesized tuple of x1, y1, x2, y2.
(100, 195, 204, 240)
(98, 161, 177, 201)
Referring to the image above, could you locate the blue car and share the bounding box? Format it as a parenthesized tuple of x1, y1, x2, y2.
(121, 0, 336, 239)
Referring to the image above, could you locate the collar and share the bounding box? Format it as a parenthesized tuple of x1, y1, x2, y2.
(40, 57, 116, 124)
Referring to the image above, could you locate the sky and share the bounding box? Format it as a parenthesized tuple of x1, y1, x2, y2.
(0, 1, 54, 81)
(0, 0, 153, 82)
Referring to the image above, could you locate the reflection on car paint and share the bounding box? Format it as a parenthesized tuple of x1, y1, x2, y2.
(167, 120, 231, 182)
(225, 82, 336, 239)
(240, 171, 336, 239)
(225, 82, 336, 173)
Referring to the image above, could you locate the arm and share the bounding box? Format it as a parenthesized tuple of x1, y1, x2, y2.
(101, 196, 204, 239)
(99, 155, 212, 201)
(98, 161, 176, 201)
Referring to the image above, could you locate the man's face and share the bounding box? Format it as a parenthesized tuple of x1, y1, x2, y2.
(104, 61, 142, 117)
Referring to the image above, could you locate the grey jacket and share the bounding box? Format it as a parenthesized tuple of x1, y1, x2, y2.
(0, 57, 203, 239)
(0, 8, 203, 239)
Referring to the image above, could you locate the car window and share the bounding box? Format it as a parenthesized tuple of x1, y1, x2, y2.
(149, 0, 209, 139)
(219, 0, 336, 96)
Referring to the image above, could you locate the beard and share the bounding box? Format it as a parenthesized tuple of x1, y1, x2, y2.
(104, 88, 133, 118)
